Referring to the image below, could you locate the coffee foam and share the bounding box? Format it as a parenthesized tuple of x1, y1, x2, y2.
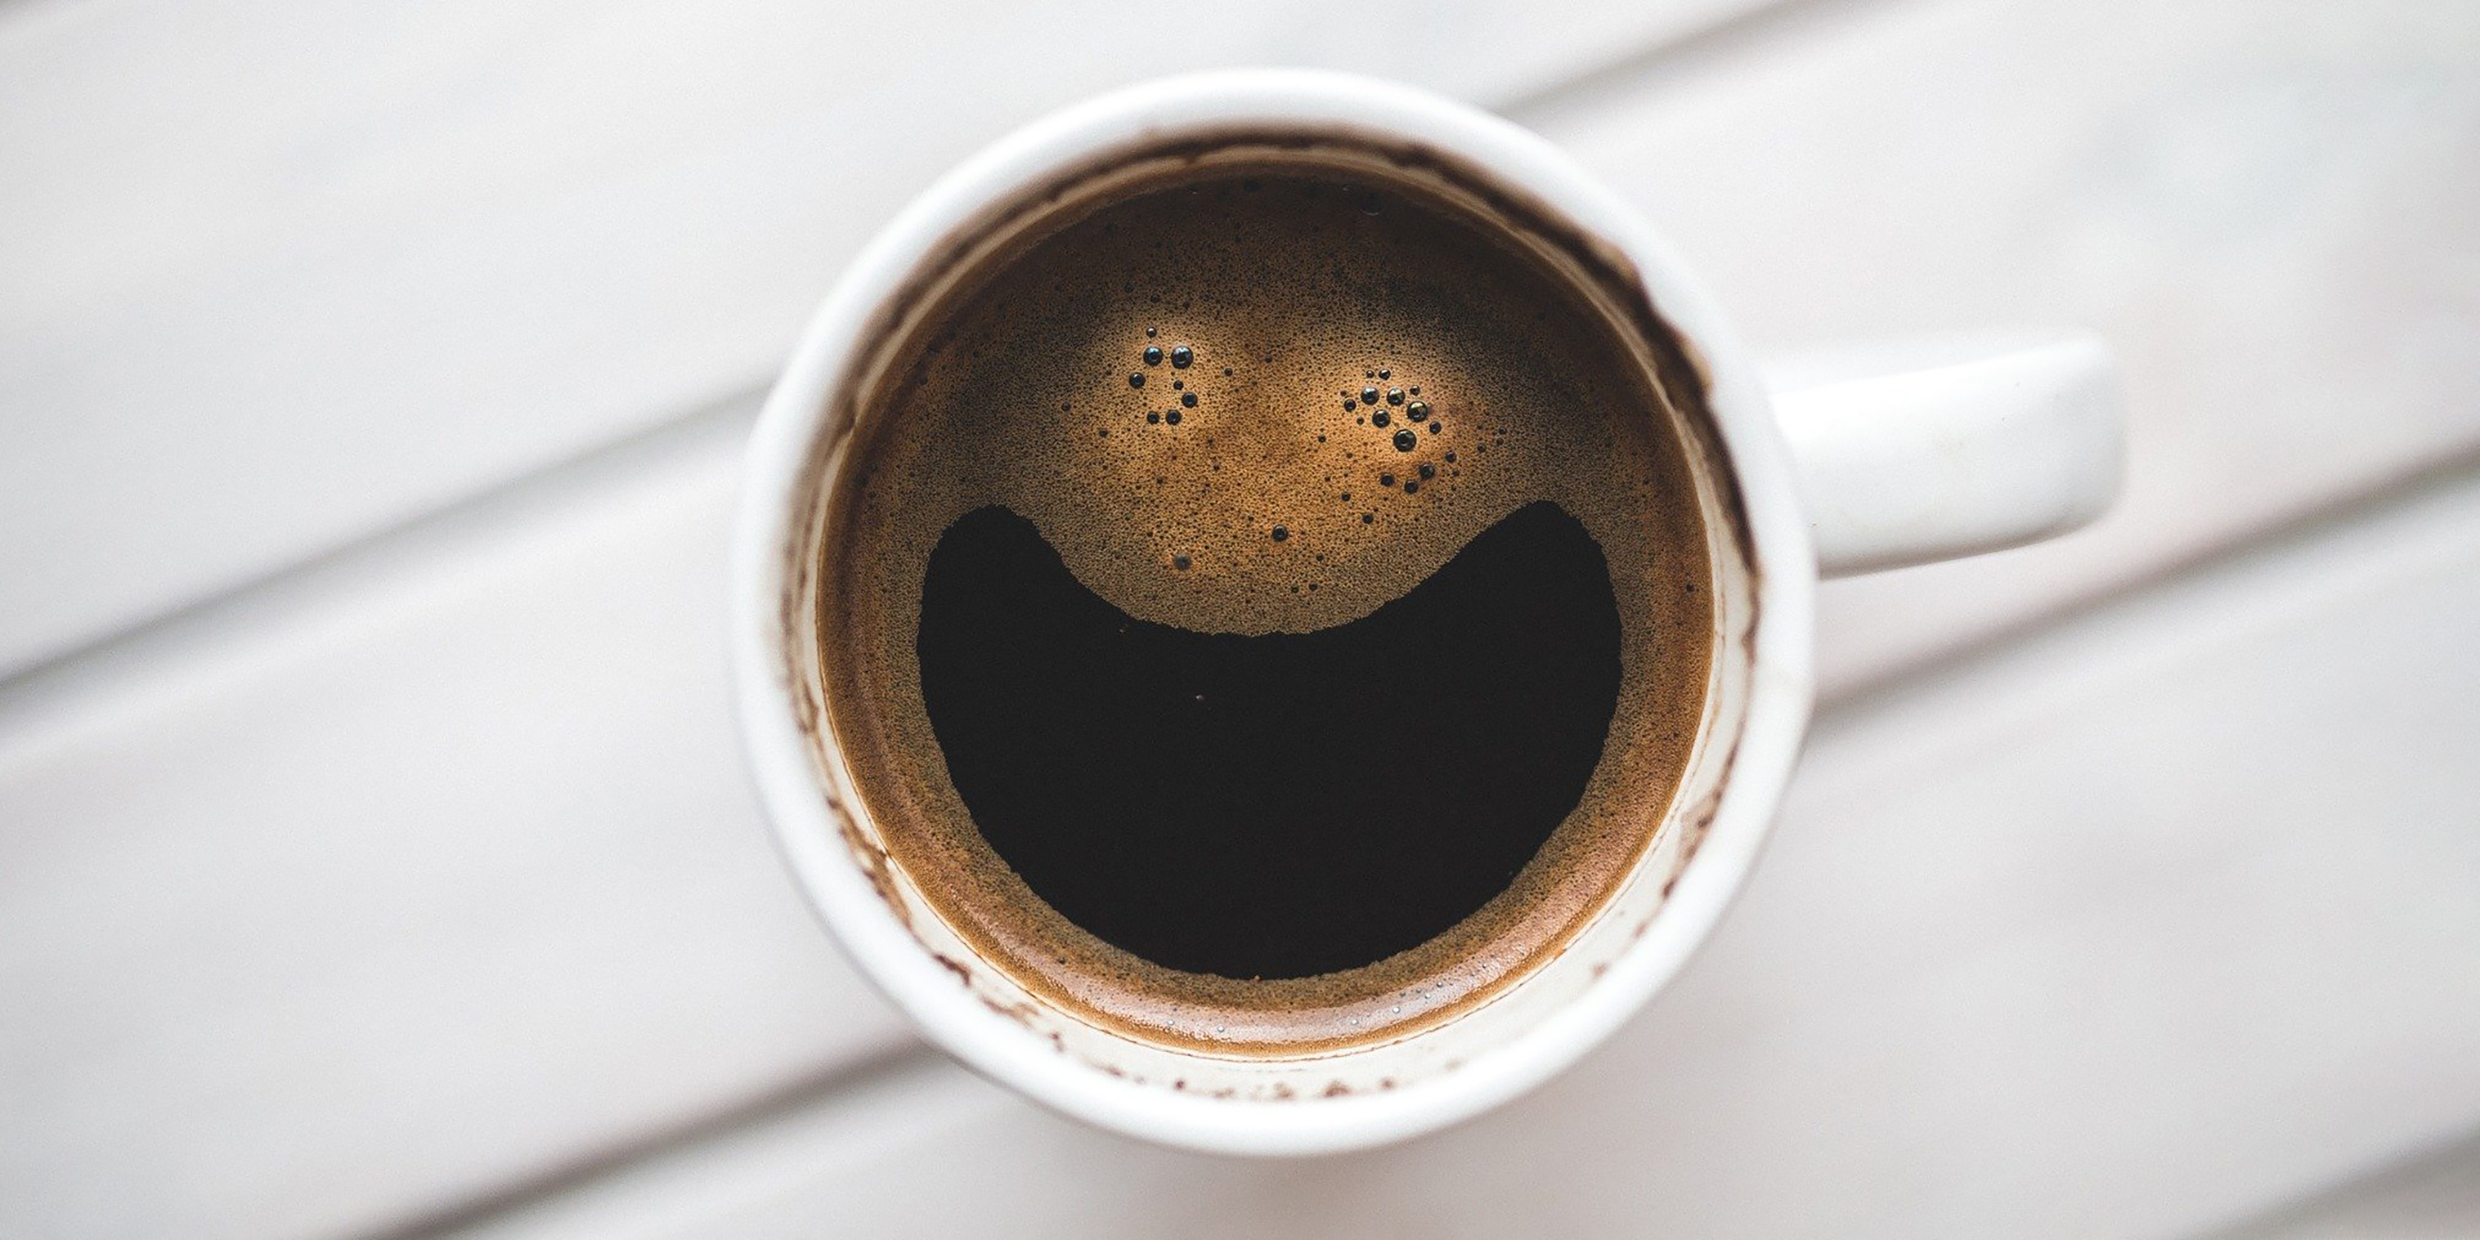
(820, 160, 1715, 1052)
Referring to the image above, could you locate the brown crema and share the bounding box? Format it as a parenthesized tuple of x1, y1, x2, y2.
(816, 145, 1717, 1054)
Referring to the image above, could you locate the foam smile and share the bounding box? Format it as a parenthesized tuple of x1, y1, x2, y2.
(917, 500, 1624, 980)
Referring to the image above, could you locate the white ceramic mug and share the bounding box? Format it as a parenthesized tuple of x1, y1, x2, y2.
(734, 70, 2122, 1155)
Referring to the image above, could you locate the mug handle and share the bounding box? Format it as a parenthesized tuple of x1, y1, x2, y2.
(1764, 331, 2125, 577)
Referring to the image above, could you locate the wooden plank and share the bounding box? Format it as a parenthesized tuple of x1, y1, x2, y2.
(2212, 1128, 2480, 1240)
(441, 458, 2480, 1240)
(0, 413, 909, 1240)
(0, 0, 1767, 681)
(1534, 0, 2480, 695)
(14, 0, 2474, 701)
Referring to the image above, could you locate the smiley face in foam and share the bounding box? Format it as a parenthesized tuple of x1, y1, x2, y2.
(819, 163, 1717, 1050)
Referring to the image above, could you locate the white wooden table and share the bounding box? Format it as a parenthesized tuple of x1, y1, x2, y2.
(5, 1, 2478, 1236)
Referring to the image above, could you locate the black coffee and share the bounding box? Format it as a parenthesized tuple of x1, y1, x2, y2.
(919, 500, 1620, 980)
(817, 147, 1714, 1049)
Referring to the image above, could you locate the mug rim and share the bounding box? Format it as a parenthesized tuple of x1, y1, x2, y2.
(733, 68, 1819, 1153)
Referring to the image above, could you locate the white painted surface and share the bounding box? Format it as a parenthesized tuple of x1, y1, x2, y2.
(0, 418, 906, 1240)
(12, 0, 2476, 697)
(449, 465, 2480, 1240)
(0, 0, 1766, 681)
(1545, 0, 2480, 692)
(2219, 1131, 2480, 1240)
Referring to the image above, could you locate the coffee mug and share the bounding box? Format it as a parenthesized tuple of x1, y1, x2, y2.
(733, 69, 2121, 1154)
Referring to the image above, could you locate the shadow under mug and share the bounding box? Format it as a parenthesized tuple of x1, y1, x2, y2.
(733, 69, 2123, 1154)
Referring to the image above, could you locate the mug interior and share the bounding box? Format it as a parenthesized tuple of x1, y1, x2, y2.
(739, 73, 1791, 1150)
